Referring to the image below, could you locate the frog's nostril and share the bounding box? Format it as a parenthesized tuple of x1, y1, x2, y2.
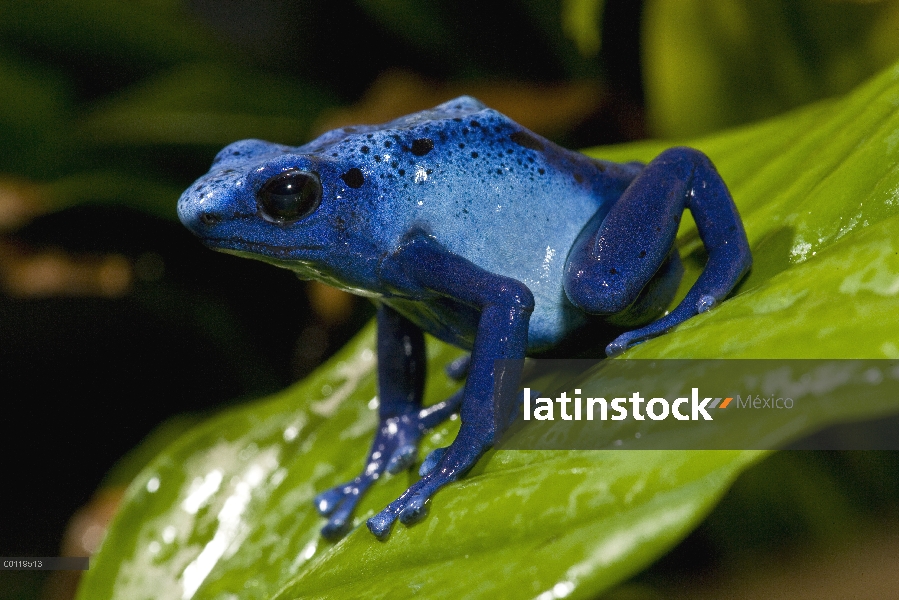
(199, 212, 222, 226)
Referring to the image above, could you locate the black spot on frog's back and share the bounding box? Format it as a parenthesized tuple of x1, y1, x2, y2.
(341, 168, 365, 189)
(411, 138, 434, 156)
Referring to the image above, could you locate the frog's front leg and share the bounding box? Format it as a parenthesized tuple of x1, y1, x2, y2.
(314, 304, 462, 538)
(565, 146, 752, 356)
(367, 235, 534, 539)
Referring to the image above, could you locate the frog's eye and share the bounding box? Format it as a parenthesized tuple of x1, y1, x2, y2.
(257, 170, 322, 223)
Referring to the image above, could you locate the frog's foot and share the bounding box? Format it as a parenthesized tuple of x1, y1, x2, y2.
(314, 389, 463, 538)
(605, 293, 720, 357)
(367, 428, 488, 540)
(417, 387, 525, 480)
(315, 476, 376, 539)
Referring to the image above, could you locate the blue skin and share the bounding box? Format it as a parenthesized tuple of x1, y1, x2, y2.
(178, 96, 751, 540)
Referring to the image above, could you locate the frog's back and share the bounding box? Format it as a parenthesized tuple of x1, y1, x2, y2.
(304, 97, 642, 350)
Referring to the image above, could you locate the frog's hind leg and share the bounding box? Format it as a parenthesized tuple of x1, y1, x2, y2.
(564, 146, 751, 356)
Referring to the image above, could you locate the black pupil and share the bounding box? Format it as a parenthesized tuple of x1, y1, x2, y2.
(258, 170, 322, 222)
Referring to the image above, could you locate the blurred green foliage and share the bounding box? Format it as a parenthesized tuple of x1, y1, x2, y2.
(644, 0, 899, 137)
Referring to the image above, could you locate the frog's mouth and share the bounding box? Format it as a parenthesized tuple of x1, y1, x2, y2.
(214, 244, 352, 284)
(204, 237, 383, 293)
(202, 237, 324, 256)
(199, 237, 325, 271)
(214, 244, 318, 271)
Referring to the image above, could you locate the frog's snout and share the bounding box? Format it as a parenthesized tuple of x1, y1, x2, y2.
(177, 185, 224, 236)
(178, 169, 246, 236)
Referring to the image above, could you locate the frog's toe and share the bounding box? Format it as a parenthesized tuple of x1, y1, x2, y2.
(320, 512, 353, 540)
(418, 388, 464, 428)
(696, 294, 716, 313)
(366, 511, 396, 540)
(385, 444, 417, 474)
(365, 488, 430, 538)
(317, 480, 374, 537)
(398, 495, 429, 525)
(606, 330, 654, 357)
(313, 487, 345, 517)
(605, 337, 629, 357)
(445, 354, 471, 380)
(419, 447, 447, 476)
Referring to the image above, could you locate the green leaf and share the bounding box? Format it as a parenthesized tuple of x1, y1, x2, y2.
(79, 59, 899, 599)
(643, 0, 899, 137)
(562, 0, 605, 57)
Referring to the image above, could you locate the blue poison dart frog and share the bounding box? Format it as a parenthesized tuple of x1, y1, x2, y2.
(178, 96, 751, 540)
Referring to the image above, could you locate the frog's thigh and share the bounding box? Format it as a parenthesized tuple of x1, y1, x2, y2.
(563, 147, 750, 349)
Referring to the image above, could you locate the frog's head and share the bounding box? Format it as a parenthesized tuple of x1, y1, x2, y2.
(178, 138, 381, 286)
